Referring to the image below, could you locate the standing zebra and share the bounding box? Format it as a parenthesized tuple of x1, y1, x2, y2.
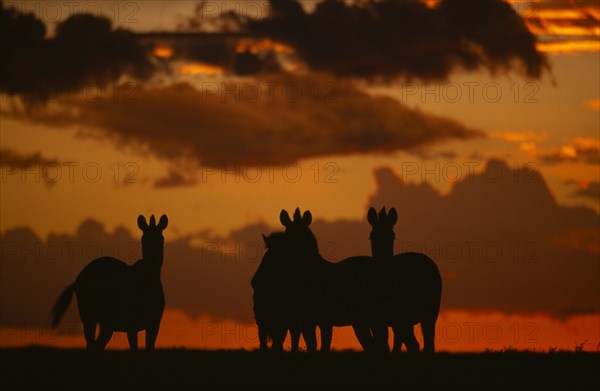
(52, 214, 168, 351)
(367, 206, 442, 353)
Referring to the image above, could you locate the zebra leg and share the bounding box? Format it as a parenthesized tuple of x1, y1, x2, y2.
(320, 324, 332, 352)
(127, 331, 139, 351)
(422, 319, 436, 354)
(372, 324, 390, 353)
(302, 325, 317, 353)
(257, 323, 269, 351)
(391, 324, 403, 352)
(82, 321, 96, 351)
(96, 325, 113, 350)
(270, 326, 286, 352)
(352, 324, 373, 352)
(399, 323, 420, 353)
(290, 327, 301, 353)
(145, 322, 160, 351)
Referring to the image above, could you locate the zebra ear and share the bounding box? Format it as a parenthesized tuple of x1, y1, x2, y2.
(302, 210, 312, 226)
(378, 206, 387, 221)
(367, 207, 378, 226)
(157, 214, 168, 230)
(137, 215, 148, 231)
(387, 208, 398, 226)
(293, 208, 302, 222)
(280, 210, 292, 227)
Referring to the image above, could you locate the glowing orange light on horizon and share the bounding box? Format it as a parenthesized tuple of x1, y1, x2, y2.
(177, 63, 223, 75)
(533, 9, 589, 20)
(236, 38, 294, 55)
(491, 130, 548, 143)
(541, 25, 600, 37)
(3, 309, 598, 353)
(153, 46, 174, 59)
(536, 40, 600, 54)
(514, 3, 600, 54)
(520, 142, 537, 153)
(573, 137, 600, 151)
(525, 23, 600, 40)
(559, 145, 577, 158)
(585, 98, 600, 111)
(422, 0, 440, 9)
(282, 61, 301, 73)
(491, 131, 550, 156)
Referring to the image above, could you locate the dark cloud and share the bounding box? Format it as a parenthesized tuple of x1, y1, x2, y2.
(233, 49, 282, 75)
(540, 145, 600, 165)
(244, 0, 548, 80)
(176, 2, 245, 33)
(0, 218, 270, 327)
(0, 1, 153, 101)
(406, 148, 458, 160)
(153, 169, 198, 189)
(0, 220, 141, 327)
(0, 148, 59, 168)
(539, 153, 570, 165)
(2, 159, 598, 327)
(0, 148, 61, 186)
(7, 73, 481, 165)
(565, 180, 600, 200)
(1, 0, 550, 101)
(368, 159, 599, 317)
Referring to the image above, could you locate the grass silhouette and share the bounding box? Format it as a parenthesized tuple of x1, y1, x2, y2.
(1, 347, 598, 390)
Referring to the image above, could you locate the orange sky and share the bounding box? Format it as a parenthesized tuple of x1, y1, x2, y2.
(2, 309, 598, 353)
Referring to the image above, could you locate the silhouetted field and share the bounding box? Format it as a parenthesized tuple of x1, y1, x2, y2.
(1, 347, 599, 390)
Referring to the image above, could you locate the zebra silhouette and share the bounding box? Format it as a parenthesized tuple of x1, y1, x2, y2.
(51, 214, 168, 351)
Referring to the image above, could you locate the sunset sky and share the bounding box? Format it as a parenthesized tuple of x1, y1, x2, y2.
(1, 0, 598, 352)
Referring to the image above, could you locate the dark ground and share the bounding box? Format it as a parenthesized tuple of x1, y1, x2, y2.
(1, 347, 599, 390)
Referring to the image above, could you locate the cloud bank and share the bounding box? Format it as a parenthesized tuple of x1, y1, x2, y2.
(244, 0, 548, 79)
(1, 0, 550, 102)
(2, 159, 597, 327)
(0, 1, 153, 100)
(7, 73, 481, 164)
